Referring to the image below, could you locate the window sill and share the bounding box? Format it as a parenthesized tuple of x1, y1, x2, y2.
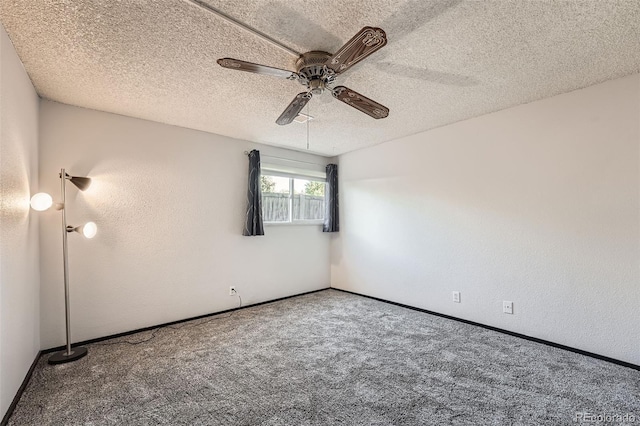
(264, 221, 324, 227)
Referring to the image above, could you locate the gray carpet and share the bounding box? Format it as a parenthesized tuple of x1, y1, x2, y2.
(8, 289, 640, 425)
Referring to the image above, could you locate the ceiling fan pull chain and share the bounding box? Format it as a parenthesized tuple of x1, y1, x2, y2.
(306, 100, 310, 150)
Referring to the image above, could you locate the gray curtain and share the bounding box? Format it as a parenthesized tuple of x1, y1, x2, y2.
(243, 150, 264, 236)
(323, 163, 339, 233)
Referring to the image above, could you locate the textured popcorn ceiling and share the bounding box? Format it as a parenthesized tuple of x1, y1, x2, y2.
(1, 1, 639, 156)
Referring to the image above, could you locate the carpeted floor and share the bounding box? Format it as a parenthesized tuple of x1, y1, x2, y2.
(7, 289, 640, 425)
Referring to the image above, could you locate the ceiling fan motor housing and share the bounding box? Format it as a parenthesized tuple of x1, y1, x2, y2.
(296, 51, 335, 94)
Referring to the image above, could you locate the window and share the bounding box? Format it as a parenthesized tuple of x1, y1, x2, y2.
(261, 173, 326, 223)
(294, 178, 325, 221)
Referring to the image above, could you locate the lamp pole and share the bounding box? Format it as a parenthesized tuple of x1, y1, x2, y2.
(60, 168, 72, 358)
(48, 168, 88, 364)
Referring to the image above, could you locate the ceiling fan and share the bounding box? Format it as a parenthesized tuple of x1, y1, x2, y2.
(217, 26, 390, 125)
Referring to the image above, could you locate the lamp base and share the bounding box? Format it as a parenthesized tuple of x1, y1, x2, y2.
(48, 347, 88, 365)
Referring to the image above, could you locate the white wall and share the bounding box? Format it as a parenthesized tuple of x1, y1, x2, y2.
(39, 101, 331, 349)
(332, 74, 640, 365)
(0, 25, 40, 418)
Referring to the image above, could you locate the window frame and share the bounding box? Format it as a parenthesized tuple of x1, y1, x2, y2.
(261, 170, 326, 226)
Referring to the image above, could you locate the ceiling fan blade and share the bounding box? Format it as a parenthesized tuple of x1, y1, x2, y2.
(276, 92, 313, 125)
(325, 27, 387, 74)
(217, 58, 297, 79)
(332, 86, 389, 119)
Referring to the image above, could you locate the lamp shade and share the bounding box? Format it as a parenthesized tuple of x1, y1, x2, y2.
(69, 176, 91, 191)
(30, 192, 53, 211)
(68, 222, 98, 238)
(82, 222, 98, 238)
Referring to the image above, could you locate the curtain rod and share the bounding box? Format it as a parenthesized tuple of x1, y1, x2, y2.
(244, 151, 326, 167)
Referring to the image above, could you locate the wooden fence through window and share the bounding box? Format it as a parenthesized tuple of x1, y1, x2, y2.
(262, 193, 325, 222)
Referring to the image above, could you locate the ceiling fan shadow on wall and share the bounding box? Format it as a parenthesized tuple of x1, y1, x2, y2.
(216, 26, 390, 125)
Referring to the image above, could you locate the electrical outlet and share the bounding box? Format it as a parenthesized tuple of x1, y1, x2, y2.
(452, 291, 461, 303)
(503, 301, 513, 314)
(229, 286, 237, 296)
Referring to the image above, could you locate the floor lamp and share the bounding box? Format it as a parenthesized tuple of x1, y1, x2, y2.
(31, 168, 97, 364)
